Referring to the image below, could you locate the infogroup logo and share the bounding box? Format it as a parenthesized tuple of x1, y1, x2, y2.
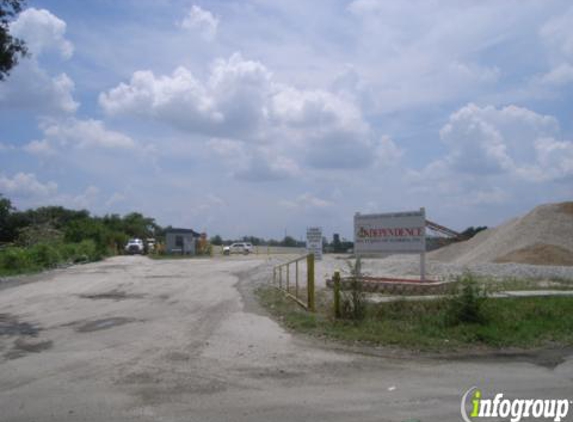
(461, 387, 570, 422)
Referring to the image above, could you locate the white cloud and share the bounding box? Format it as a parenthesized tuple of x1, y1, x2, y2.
(9, 8, 74, 59)
(101, 53, 387, 174)
(234, 149, 299, 182)
(0, 62, 78, 114)
(539, 63, 573, 86)
(438, 103, 559, 175)
(375, 136, 403, 167)
(1, 9, 77, 114)
(0, 172, 58, 198)
(105, 192, 126, 207)
(280, 193, 333, 209)
(100, 53, 272, 137)
(270, 86, 366, 132)
(62, 186, 100, 209)
(40, 118, 136, 150)
(208, 138, 299, 181)
(540, 6, 573, 60)
(516, 137, 573, 182)
(466, 187, 509, 206)
(180, 5, 219, 41)
(409, 104, 573, 198)
(23, 139, 57, 157)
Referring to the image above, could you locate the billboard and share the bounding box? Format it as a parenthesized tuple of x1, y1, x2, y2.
(306, 227, 323, 260)
(354, 209, 426, 254)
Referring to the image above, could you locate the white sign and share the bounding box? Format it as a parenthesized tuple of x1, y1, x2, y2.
(354, 209, 426, 254)
(306, 227, 323, 260)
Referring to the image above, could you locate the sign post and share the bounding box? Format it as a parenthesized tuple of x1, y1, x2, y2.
(354, 208, 426, 281)
(306, 227, 323, 261)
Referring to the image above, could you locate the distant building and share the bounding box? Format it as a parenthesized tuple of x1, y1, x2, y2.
(165, 228, 201, 255)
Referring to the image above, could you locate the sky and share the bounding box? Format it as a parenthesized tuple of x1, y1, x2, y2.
(1, 0, 572, 240)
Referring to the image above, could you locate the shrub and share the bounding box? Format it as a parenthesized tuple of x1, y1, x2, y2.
(29, 243, 61, 268)
(445, 272, 488, 326)
(76, 239, 100, 262)
(0, 247, 33, 271)
(340, 258, 367, 321)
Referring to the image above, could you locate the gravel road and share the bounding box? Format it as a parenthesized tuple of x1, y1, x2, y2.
(1, 256, 572, 422)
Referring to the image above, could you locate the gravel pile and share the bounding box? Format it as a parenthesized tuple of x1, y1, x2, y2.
(428, 202, 573, 266)
(313, 254, 573, 286)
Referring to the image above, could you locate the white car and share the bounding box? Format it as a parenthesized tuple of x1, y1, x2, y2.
(125, 238, 145, 255)
(223, 242, 253, 255)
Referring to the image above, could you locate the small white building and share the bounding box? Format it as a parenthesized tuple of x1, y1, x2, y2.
(165, 228, 200, 255)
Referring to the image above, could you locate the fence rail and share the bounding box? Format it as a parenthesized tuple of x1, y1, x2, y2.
(272, 253, 315, 311)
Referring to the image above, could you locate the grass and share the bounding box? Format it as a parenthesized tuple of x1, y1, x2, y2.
(257, 285, 573, 351)
(487, 276, 573, 292)
(0, 240, 103, 277)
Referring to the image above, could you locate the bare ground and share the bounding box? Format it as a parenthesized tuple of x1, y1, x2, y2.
(1, 256, 572, 422)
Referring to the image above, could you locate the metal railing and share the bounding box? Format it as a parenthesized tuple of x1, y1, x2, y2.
(272, 253, 315, 311)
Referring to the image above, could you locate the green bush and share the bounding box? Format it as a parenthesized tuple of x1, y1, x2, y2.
(29, 243, 62, 268)
(340, 258, 367, 321)
(0, 247, 33, 271)
(76, 239, 101, 262)
(445, 273, 488, 326)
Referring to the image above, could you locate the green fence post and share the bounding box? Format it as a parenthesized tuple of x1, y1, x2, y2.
(279, 266, 283, 290)
(307, 253, 315, 312)
(286, 264, 290, 293)
(333, 270, 341, 318)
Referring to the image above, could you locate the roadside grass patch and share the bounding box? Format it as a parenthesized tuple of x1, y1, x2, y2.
(471, 275, 573, 292)
(0, 240, 102, 277)
(256, 285, 573, 351)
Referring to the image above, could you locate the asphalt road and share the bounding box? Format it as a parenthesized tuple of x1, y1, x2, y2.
(1, 256, 572, 422)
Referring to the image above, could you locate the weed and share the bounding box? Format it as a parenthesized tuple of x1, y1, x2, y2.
(340, 258, 366, 321)
(445, 272, 488, 326)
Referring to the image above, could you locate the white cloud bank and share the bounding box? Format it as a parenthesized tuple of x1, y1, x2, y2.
(0, 172, 58, 198)
(0, 8, 77, 114)
(23, 118, 136, 157)
(9, 8, 74, 59)
(100, 53, 401, 176)
(409, 103, 573, 202)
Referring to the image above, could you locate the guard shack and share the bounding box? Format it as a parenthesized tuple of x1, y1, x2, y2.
(165, 228, 200, 255)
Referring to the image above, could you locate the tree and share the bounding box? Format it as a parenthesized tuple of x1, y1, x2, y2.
(1, 0, 28, 81)
(210, 235, 223, 246)
(461, 226, 488, 239)
(122, 212, 158, 239)
(0, 193, 15, 241)
(281, 236, 297, 247)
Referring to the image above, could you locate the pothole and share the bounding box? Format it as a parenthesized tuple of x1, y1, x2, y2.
(74, 317, 137, 333)
(79, 290, 144, 301)
(0, 313, 41, 337)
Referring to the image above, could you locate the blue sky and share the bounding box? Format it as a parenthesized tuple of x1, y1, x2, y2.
(1, 0, 572, 240)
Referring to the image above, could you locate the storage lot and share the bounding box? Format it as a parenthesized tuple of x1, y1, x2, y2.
(1, 256, 572, 422)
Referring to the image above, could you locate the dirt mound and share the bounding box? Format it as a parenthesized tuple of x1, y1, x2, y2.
(495, 243, 573, 266)
(429, 202, 573, 266)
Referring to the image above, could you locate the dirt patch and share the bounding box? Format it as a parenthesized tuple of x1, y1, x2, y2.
(495, 243, 573, 266)
(557, 202, 573, 216)
(79, 290, 145, 301)
(0, 313, 41, 337)
(74, 317, 137, 333)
